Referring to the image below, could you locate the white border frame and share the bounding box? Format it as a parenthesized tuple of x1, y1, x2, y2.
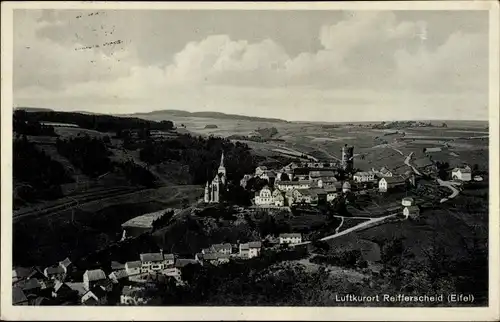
(1, 1, 499, 321)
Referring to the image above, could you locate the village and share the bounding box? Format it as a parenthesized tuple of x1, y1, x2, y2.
(12, 142, 482, 306)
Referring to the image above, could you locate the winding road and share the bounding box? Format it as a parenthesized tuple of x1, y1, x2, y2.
(291, 213, 400, 247)
(436, 178, 460, 203)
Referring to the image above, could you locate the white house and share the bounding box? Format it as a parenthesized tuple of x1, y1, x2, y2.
(81, 285, 107, 305)
(353, 171, 375, 182)
(239, 241, 262, 259)
(401, 197, 414, 207)
(255, 186, 274, 205)
(378, 167, 393, 177)
(275, 180, 311, 191)
(378, 177, 406, 192)
(451, 167, 472, 181)
(139, 252, 173, 273)
(279, 233, 302, 245)
(325, 189, 338, 202)
(124, 261, 141, 276)
(272, 189, 285, 206)
(83, 269, 106, 291)
(403, 206, 420, 220)
(210, 243, 233, 255)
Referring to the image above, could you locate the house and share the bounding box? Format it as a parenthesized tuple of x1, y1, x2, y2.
(342, 181, 351, 193)
(292, 189, 317, 204)
(378, 177, 406, 192)
(325, 189, 338, 202)
(239, 241, 262, 259)
(272, 190, 285, 206)
(260, 171, 276, 182)
(81, 285, 107, 306)
(474, 175, 484, 182)
(211, 243, 233, 255)
(201, 253, 230, 265)
(317, 179, 338, 189)
(255, 166, 268, 177)
(174, 259, 199, 274)
(13, 286, 28, 305)
(375, 167, 394, 177)
(254, 186, 274, 205)
(140, 252, 172, 272)
(52, 281, 77, 300)
(452, 167, 472, 181)
(66, 282, 87, 297)
(353, 171, 375, 182)
(309, 170, 336, 181)
(12, 267, 32, 284)
(109, 270, 129, 283)
(120, 286, 147, 305)
(279, 233, 302, 245)
(111, 261, 125, 271)
(82, 269, 106, 291)
(125, 261, 142, 276)
(43, 265, 66, 281)
(17, 278, 42, 296)
(401, 197, 415, 207)
(275, 180, 311, 191)
(58, 257, 72, 274)
(403, 206, 420, 220)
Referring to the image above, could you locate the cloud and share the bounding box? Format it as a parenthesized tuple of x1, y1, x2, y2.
(12, 10, 488, 120)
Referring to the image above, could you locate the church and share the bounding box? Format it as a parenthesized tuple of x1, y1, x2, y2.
(204, 152, 227, 203)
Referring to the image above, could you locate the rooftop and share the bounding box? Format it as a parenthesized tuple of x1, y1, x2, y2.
(45, 265, 65, 275)
(140, 253, 164, 263)
(109, 270, 129, 280)
(12, 286, 28, 304)
(125, 261, 142, 269)
(84, 269, 106, 281)
(212, 243, 232, 251)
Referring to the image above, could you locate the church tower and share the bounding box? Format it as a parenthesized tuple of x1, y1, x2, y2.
(217, 152, 226, 185)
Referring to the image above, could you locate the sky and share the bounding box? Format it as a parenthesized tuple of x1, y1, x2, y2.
(13, 9, 489, 122)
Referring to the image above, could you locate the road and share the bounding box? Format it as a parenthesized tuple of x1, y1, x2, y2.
(404, 152, 423, 176)
(436, 178, 460, 203)
(291, 213, 400, 247)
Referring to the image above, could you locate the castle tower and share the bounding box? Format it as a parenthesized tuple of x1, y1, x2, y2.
(341, 144, 354, 172)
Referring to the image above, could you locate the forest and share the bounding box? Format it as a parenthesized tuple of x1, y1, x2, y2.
(13, 110, 174, 134)
(139, 134, 260, 184)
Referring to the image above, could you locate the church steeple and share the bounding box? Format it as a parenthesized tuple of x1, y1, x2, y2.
(220, 152, 224, 168)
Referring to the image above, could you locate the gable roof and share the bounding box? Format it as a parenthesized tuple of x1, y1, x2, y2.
(59, 257, 72, 268)
(279, 233, 302, 239)
(404, 205, 420, 213)
(249, 241, 262, 248)
(109, 269, 129, 280)
(13, 287, 28, 304)
(212, 243, 232, 251)
(309, 170, 335, 178)
(84, 269, 106, 281)
(453, 167, 472, 173)
(18, 278, 41, 291)
(12, 267, 32, 280)
(89, 285, 107, 299)
(54, 280, 73, 293)
(140, 253, 164, 262)
(125, 261, 142, 269)
(45, 266, 65, 275)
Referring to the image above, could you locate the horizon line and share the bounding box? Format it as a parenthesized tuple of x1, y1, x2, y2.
(14, 106, 490, 124)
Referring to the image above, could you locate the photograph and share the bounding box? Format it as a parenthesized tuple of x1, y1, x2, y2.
(1, 1, 499, 321)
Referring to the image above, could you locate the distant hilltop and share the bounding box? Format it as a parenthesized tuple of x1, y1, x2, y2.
(15, 107, 54, 113)
(128, 109, 289, 123)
